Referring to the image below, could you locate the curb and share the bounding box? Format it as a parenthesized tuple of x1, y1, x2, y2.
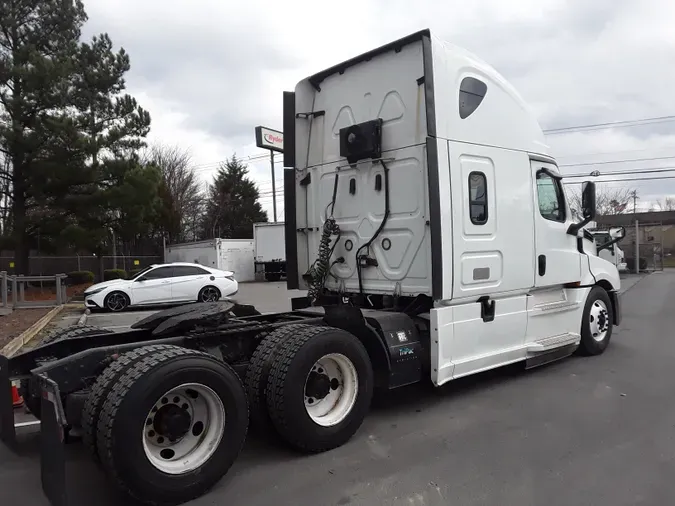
(77, 308, 90, 326)
(618, 272, 650, 298)
(0, 305, 66, 358)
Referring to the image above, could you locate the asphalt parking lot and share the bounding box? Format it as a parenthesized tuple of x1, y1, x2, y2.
(2, 271, 673, 506)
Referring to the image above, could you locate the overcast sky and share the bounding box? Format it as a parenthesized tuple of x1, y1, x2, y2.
(81, 0, 675, 217)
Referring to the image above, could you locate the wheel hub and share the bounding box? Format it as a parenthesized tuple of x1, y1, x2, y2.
(590, 300, 610, 341)
(305, 371, 332, 400)
(154, 404, 191, 441)
(142, 383, 226, 475)
(303, 353, 359, 427)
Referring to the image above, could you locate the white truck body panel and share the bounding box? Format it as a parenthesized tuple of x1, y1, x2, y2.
(292, 39, 431, 297)
(165, 239, 255, 282)
(286, 29, 621, 388)
(253, 222, 286, 262)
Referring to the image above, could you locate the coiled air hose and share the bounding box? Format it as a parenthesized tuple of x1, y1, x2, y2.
(306, 173, 341, 305)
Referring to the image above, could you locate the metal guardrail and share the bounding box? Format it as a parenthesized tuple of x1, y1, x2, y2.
(0, 272, 68, 308)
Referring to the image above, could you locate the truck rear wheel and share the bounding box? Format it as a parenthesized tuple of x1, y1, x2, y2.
(265, 326, 373, 453)
(577, 286, 614, 356)
(82, 344, 179, 461)
(245, 324, 308, 433)
(96, 345, 248, 505)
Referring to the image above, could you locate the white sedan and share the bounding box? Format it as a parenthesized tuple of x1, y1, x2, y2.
(83, 262, 239, 312)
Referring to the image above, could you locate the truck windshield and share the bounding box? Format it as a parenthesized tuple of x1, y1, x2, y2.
(594, 233, 611, 246)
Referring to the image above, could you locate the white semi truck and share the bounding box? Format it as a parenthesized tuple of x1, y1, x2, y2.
(2, 29, 623, 506)
(253, 222, 286, 281)
(588, 228, 628, 272)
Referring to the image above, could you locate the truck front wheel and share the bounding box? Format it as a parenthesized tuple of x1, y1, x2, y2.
(265, 326, 374, 453)
(96, 345, 248, 505)
(577, 286, 614, 356)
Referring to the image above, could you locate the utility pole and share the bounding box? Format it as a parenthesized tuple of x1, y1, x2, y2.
(631, 190, 639, 214)
(254, 126, 283, 223)
(270, 150, 277, 222)
(635, 219, 640, 274)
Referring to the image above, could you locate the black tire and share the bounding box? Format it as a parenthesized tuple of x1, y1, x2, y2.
(21, 325, 114, 418)
(245, 325, 308, 433)
(198, 286, 221, 303)
(96, 345, 249, 505)
(41, 324, 112, 346)
(82, 344, 179, 462)
(104, 291, 130, 312)
(265, 326, 373, 453)
(576, 286, 614, 356)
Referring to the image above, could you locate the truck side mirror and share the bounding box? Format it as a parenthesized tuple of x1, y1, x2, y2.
(597, 226, 626, 253)
(581, 181, 596, 220)
(567, 181, 597, 237)
(609, 226, 626, 240)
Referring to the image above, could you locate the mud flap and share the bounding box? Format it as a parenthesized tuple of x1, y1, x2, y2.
(0, 354, 16, 448)
(39, 374, 68, 506)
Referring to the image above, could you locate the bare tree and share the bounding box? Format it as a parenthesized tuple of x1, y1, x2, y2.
(566, 185, 635, 219)
(653, 197, 675, 211)
(142, 144, 204, 243)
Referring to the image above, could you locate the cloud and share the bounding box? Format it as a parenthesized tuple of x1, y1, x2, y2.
(81, 0, 675, 217)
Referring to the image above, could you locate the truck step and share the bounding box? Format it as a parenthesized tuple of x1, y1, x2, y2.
(526, 332, 580, 353)
(532, 300, 580, 313)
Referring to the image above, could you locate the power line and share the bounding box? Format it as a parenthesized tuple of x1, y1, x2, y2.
(557, 146, 675, 159)
(563, 166, 675, 178)
(544, 115, 675, 135)
(559, 155, 675, 168)
(563, 174, 675, 185)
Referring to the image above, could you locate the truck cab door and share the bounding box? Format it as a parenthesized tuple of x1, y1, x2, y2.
(531, 162, 581, 287)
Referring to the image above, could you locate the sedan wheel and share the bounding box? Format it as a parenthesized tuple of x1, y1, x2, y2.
(105, 291, 129, 312)
(199, 286, 221, 302)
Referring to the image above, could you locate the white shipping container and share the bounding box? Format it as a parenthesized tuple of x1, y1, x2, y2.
(253, 222, 286, 262)
(164, 238, 255, 282)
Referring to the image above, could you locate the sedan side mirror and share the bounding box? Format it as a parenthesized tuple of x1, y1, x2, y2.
(135, 277, 146, 282)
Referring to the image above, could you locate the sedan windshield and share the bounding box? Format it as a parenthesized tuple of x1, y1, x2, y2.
(130, 266, 154, 280)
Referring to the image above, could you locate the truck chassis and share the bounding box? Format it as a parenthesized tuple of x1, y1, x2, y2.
(0, 297, 433, 505)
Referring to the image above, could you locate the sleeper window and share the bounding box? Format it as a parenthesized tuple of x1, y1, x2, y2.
(536, 170, 566, 222)
(468, 172, 488, 225)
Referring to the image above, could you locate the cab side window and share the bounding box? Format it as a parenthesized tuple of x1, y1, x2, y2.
(536, 170, 566, 222)
(468, 171, 488, 225)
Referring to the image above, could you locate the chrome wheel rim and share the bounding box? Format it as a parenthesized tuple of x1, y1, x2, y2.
(106, 293, 127, 311)
(304, 353, 358, 427)
(589, 299, 610, 342)
(142, 383, 225, 475)
(201, 287, 220, 302)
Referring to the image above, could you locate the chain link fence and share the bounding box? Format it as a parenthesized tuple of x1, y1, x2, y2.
(0, 255, 163, 279)
(620, 222, 665, 272)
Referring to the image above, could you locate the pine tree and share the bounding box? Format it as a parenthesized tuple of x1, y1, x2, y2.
(0, 0, 88, 272)
(201, 156, 267, 239)
(61, 30, 154, 259)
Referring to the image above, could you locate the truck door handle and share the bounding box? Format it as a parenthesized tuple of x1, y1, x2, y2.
(538, 255, 546, 276)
